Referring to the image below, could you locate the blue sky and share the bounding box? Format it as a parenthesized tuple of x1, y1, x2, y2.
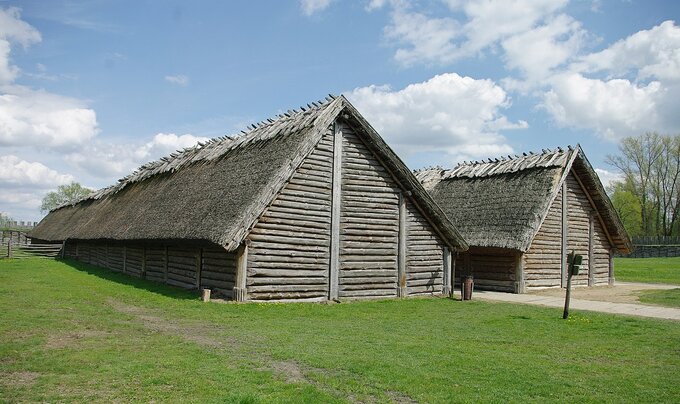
(1, 0, 679, 221)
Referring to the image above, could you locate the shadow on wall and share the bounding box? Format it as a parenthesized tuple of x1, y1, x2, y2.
(59, 258, 199, 301)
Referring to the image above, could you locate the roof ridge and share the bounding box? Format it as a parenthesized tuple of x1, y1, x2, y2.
(53, 95, 340, 211)
(443, 146, 574, 180)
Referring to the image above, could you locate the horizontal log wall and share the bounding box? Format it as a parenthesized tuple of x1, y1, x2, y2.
(405, 201, 444, 295)
(246, 130, 333, 301)
(524, 185, 563, 288)
(338, 124, 399, 299)
(63, 240, 236, 297)
(455, 247, 516, 292)
(566, 174, 591, 286)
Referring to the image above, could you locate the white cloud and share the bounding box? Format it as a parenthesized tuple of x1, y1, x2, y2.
(346, 73, 527, 162)
(300, 0, 335, 16)
(539, 20, 680, 140)
(575, 20, 680, 82)
(0, 85, 99, 149)
(542, 73, 664, 140)
(385, 9, 461, 66)
(0, 154, 73, 188)
(502, 14, 585, 85)
(382, 0, 568, 66)
(0, 154, 74, 221)
(594, 168, 623, 188)
(164, 74, 189, 86)
(64, 133, 210, 178)
(0, 7, 41, 84)
(0, 8, 98, 149)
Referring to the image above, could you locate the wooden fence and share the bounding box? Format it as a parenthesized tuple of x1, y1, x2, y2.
(1, 231, 62, 259)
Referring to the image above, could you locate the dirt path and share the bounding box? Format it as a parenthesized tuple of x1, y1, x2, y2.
(474, 284, 680, 321)
(529, 282, 678, 304)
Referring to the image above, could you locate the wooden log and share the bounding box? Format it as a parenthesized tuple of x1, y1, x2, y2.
(234, 242, 248, 302)
(328, 122, 342, 301)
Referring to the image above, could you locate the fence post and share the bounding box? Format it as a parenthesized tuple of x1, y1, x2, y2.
(7, 241, 11, 259)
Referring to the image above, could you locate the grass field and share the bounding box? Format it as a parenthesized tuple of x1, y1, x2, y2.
(614, 257, 680, 284)
(638, 288, 680, 308)
(1, 259, 679, 402)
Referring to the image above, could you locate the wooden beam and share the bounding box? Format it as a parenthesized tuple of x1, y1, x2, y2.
(140, 245, 146, 279)
(397, 192, 407, 297)
(329, 121, 343, 301)
(609, 247, 615, 286)
(515, 252, 525, 293)
(234, 242, 248, 302)
(561, 181, 568, 288)
(588, 212, 594, 287)
(60, 240, 66, 259)
(163, 245, 168, 283)
(443, 246, 452, 296)
(196, 247, 202, 289)
(123, 245, 127, 274)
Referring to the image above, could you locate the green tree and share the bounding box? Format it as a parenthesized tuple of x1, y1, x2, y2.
(0, 212, 13, 228)
(40, 182, 93, 213)
(608, 181, 643, 237)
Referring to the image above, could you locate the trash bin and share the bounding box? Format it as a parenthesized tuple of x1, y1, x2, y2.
(462, 275, 474, 300)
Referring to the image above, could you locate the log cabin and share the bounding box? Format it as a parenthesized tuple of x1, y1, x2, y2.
(415, 146, 632, 293)
(30, 95, 468, 302)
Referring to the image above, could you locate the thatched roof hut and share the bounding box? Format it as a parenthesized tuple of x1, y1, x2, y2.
(416, 146, 631, 292)
(32, 95, 467, 301)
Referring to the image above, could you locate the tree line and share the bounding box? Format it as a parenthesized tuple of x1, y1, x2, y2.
(607, 133, 680, 238)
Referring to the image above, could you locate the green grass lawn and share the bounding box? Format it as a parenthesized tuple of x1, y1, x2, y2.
(614, 256, 680, 285)
(638, 288, 680, 308)
(1, 258, 679, 402)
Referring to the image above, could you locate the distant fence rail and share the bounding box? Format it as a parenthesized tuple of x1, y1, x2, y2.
(1, 230, 62, 259)
(632, 236, 680, 246)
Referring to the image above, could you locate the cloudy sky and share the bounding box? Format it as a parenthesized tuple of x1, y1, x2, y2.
(1, 0, 679, 222)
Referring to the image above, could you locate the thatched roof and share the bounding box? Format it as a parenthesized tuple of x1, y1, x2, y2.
(31, 96, 467, 252)
(415, 146, 632, 253)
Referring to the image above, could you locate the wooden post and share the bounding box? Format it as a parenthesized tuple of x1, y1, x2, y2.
(234, 242, 248, 302)
(561, 181, 568, 288)
(142, 245, 147, 279)
(328, 121, 343, 301)
(201, 288, 211, 302)
(7, 241, 11, 259)
(75, 241, 79, 259)
(122, 245, 127, 274)
(588, 213, 594, 287)
(397, 192, 407, 297)
(60, 240, 66, 259)
(196, 247, 202, 289)
(442, 246, 452, 296)
(163, 245, 168, 283)
(451, 251, 456, 296)
(515, 252, 525, 294)
(608, 248, 615, 286)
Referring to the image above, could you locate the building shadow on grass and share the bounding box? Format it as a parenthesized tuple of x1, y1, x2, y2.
(58, 258, 199, 301)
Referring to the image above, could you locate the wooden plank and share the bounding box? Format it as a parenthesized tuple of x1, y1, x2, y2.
(234, 242, 248, 302)
(442, 246, 451, 296)
(329, 122, 342, 301)
(196, 247, 202, 289)
(397, 192, 406, 297)
(588, 212, 594, 287)
(515, 252, 525, 293)
(561, 181, 567, 287)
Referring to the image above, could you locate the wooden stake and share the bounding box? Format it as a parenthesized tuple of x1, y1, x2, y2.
(329, 121, 343, 301)
(397, 192, 407, 297)
(442, 246, 451, 296)
(561, 181, 568, 287)
(234, 242, 248, 302)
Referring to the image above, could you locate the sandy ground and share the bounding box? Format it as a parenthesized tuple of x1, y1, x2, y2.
(529, 282, 678, 304)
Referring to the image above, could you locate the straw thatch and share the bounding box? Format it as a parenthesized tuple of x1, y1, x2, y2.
(31, 96, 466, 252)
(415, 145, 632, 253)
